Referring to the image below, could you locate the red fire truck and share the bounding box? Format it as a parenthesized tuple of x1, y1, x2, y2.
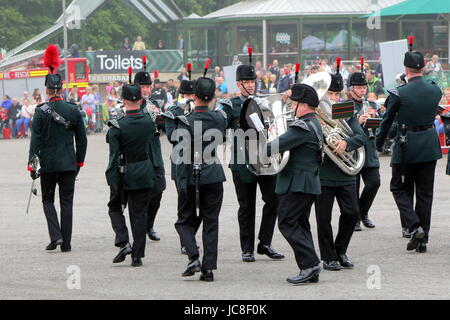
(0, 55, 90, 99)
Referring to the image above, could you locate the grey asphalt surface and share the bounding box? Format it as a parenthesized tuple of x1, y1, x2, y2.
(1, 134, 450, 300)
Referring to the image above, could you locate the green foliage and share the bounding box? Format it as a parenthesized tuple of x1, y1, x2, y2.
(0, 0, 239, 51)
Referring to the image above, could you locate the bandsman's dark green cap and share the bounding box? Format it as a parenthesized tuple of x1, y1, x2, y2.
(122, 84, 142, 102)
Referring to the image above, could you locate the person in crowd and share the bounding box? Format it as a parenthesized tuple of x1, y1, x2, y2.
(133, 36, 146, 51)
(16, 98, 33, 138)
(425, 55, 445, 81)
(167, 79, 178, 99)
(70, 44, 79, 58)
(32, 89, 45, 104)
(367, 71, 384, 96)
(213, 66, 221, 81)
(267, 74, 278, 94)
(69, 87, 80, 105)
(81, 86, 96, 126)
(178, 35, 185, 50)
(178, 68, 189, 82)
(2, 95, 12, 110)
(255, 71, 267, 94)
(157, 40, 165, 50)
(255, 61, 266, 76)
(123, 38, 131, 51)
(8, 98, 21, 138)
(277, 69, 292, 93)
(242, 41, 250, 54)
(269, 59, 281, 81)
(215, 76, 228, 95)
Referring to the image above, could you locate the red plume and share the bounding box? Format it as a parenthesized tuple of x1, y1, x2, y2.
(248, 47, 253, 57)
(154, 70, 159, 79)
(408, 36, 414, 51)
(295, 63, 301, 73)
(44, 44, 60, 74)
(128, 67, 133, 84)
(204, 59, 211, 71)
(360, 57, 365, 72)
(336, 57, 342, 73)
(187, 63, 192, 72)
(142, 56, 147, 64)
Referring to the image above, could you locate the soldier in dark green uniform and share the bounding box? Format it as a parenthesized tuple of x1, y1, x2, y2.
(173, 76, 227, 282)
(221, 49, 284, 263)
(28, 44, 87, 252)
(165, 75, 203, 255)
(376, 39, 443, 253)
(106, 82, 156, 267)
(347, 63, 380, 231)
(314, 71, 367, 271)
(265, 83, 323, 284)
(134, 63, 166, 242)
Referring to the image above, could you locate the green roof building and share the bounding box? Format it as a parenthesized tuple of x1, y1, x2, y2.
(178, 0, 450, 69)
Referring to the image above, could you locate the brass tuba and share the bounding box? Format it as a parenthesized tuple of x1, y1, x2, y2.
(239, 94, 292, 175)
(303, 72, 365, 176)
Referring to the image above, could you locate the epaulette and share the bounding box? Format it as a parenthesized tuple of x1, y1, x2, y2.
(176, 115, 190, 126)
(290, 120, 310, 131)
(107, 119, 120, 129)
(162, 111, 175, 120)
(387, 87, 400, 97)
(214, 109, 228, 120)
(36, 103, 46, 109)
(219, 99, 233, 110)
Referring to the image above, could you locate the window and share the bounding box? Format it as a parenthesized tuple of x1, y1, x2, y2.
(76, 62, 85, 80)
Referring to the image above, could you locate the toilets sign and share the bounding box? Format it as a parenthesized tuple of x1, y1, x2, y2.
(92, 51, 145, 74)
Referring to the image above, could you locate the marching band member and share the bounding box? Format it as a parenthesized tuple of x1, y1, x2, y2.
(221, 48, 285, 263)
(314, 65, 367, 271)
(266, 81, 323, 284)
(348, 58, 381, 231)
(376, 37, 443, 253)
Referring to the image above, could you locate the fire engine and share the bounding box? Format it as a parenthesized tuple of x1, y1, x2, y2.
(0, 51, 90, 99)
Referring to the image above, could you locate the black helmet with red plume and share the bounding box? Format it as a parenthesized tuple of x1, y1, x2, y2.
(44, 44, 63, 90)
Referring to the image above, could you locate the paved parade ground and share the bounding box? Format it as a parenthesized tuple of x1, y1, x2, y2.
(1, 134, 450, 300)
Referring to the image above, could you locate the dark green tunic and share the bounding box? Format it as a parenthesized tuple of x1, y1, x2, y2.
(376, 76, 443, 165)
(105, 110, 156, 191)
(172, 106, 228, 190)
(28, 100, 87, 173)
(222, 95, 259, 183)
(267, 112, 323, 195)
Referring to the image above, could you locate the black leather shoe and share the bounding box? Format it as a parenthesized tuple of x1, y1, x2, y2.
(323, 261, 342, 271)
(131, 257, 143, 267)
(402, 228, 412, 238)
(147, 228, 160, 241)
(407, 227, 425, 251)
(337, 254, 354, 269)
(416, 242, 427, 253)
(182, 259, 201, 277)
(362, 217, 375, 228)
(242, 252, 255, 262)
(181, 246, 187, 255)
(199, 270, 214, 282)
(286, 265, 321, 284)
(257, 243, 285, 260)
(113, 243, 132, 263)
(46, 239, 63, 251)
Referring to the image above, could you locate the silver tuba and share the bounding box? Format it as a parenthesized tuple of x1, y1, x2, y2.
(239, 94, 293, 175)
(303, 72, 365, 176)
